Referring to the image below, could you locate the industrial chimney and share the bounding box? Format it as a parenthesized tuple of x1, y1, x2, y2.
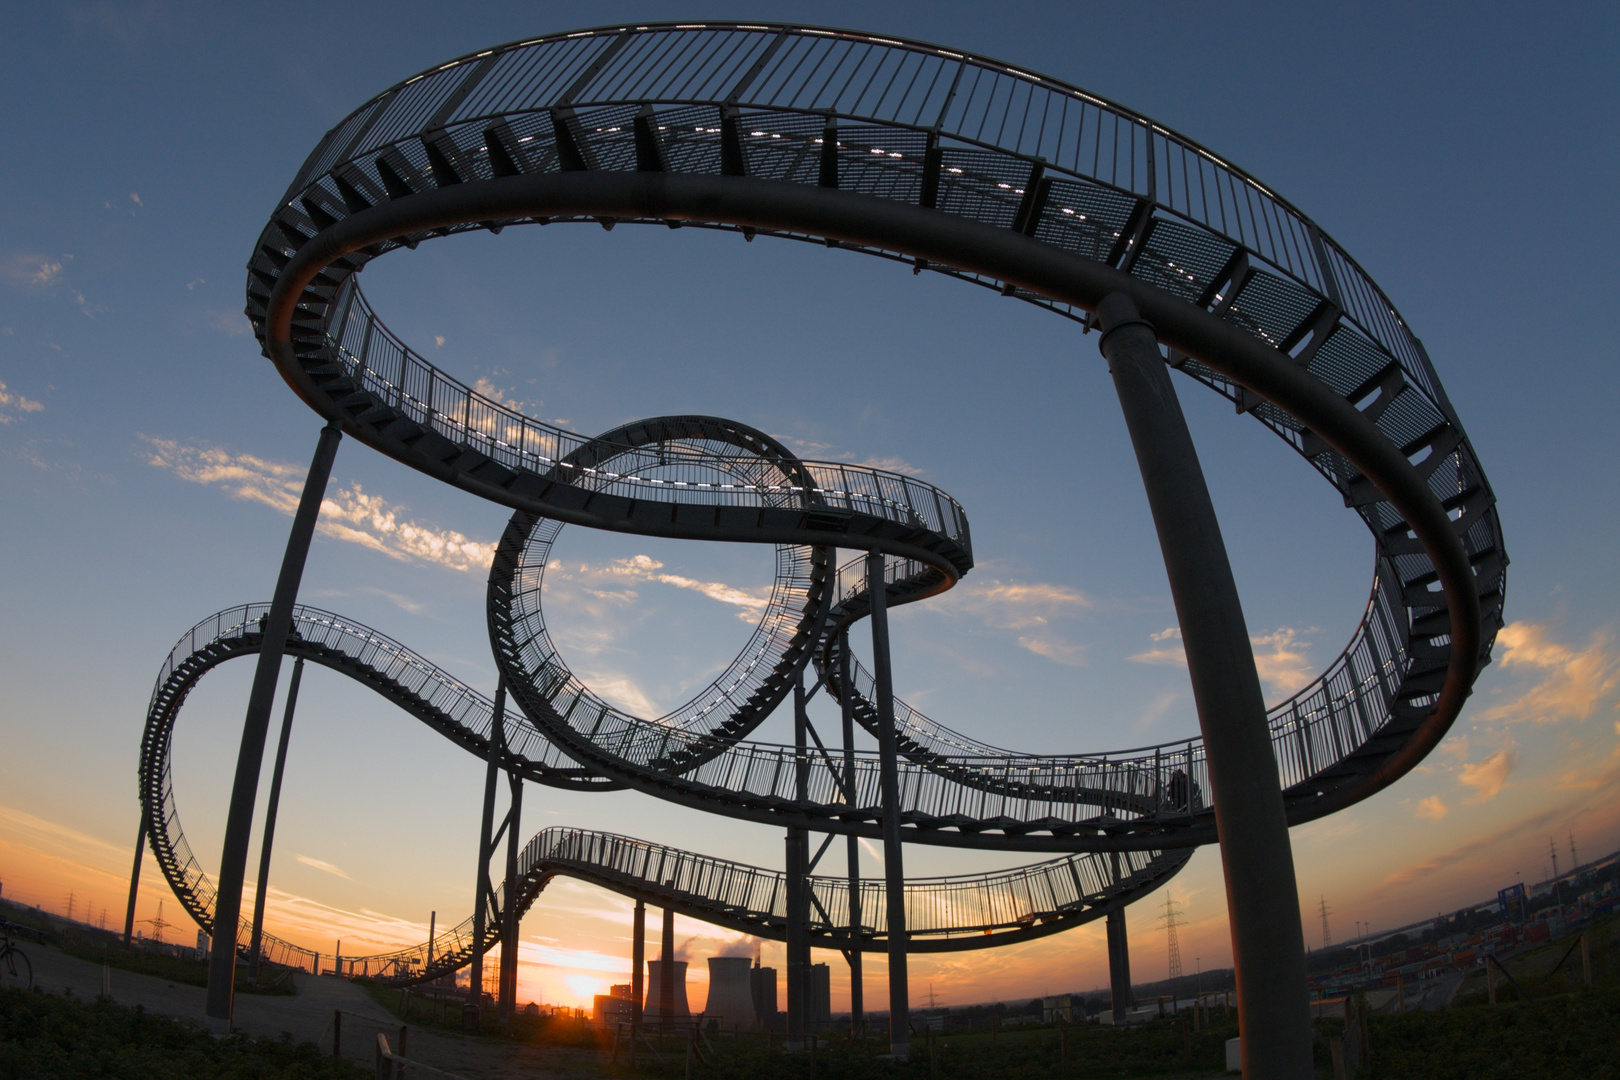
(704, 957, 757, 1028)
(644, 960, 690, 1019)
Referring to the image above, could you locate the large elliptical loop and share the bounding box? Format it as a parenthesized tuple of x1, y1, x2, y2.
(209, 21, 1503, 1076)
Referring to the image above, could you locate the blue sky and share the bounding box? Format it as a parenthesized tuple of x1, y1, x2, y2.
(1, 1, 1617, 1007)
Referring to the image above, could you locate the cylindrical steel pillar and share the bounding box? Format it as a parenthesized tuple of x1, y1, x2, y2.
(123, 818, 145, 948)
(838, 631, 864, 1037)
(659, 905, 675, 1030)
(466, 680, 507, 1030)
(498, 769, 523, 1022)
(631, 900, 646, 1029)
(1096, 292, 1312, 1078)
(866, 551, 909, 1060)
(249, 656, 304, 980)
(1105, 906, 1134, 1019)
(205, 419, 341, 1030)
(785, 674, 810, 1049)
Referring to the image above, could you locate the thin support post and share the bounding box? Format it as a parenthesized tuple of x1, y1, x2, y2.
(867, 551, 909, 1060)
(205, 419, 342, 1030)
(250, 656, 305, 981)
(498, 770, 523, 1023)
(785, 674, 809, 1050)
(632, 900, 646, 1029)
(838, 630, 864, 1037)
(123, 818, 146, 948)
(1096, 293, 1311, 1078)
(1106, 906, 1134, 1019)
(660, 906, 675, 1030)
(466, 680, 507, 1030)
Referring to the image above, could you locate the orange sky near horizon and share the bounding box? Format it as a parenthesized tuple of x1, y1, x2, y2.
(5, 613, 1616, 1011)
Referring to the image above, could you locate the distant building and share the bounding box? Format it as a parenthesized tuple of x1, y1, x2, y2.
(1043, 995, 1072, 1023)
(594, 994, 635, 1025)
(750, 963, 778, 1023)
(644, 960, 691, 1019)
(808, 964, 831, 1029)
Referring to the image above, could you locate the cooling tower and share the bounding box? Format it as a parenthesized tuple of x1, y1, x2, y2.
(644, 960, 691, 1018)
(704, 957, 757, 1028)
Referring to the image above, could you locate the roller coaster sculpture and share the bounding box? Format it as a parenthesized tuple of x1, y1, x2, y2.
(133, 24, 1504, 1076)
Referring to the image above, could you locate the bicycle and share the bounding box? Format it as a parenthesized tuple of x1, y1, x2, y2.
(0, 921, 33, 991)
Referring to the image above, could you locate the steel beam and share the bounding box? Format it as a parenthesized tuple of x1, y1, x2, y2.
(1096, 293, 1311, 1079)
(205, 419, 341, 1030)
(1106, 906, 1134, 1019)
(785, 672, 810, 1049)
(867, 551, 909, 1060)
(839, 630, 864, 1037)
(249, 656, 304, 980)
(659, 905, 675, 1029)
(498, 769, 523, 1022)
(123, 818, 145, 948)
(466, 680, 507, 1030)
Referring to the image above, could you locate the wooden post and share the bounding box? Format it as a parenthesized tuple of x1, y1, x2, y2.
(1486, 958, 1496, 1006)
(1060, 1026, 1067, 1071)
(1581, 934, 1592, 987)
(333, 1009, 342, 1058)
(1396, 974, 1405, 1012)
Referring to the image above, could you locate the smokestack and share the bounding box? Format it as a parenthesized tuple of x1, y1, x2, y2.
(644, 960, 691, 1019)
(705, 957, 757, 1029)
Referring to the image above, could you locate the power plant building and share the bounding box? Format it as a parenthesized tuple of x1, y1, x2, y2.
(750, 963, 778, 1024)
(809, 963, 831, 1029)
(703, 957, 757, 1028)
(644, 959, 691, 1019)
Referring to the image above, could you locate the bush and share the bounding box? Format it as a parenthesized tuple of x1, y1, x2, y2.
(0, 987, 363, 1078)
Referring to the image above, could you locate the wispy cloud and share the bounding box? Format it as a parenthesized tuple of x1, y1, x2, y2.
(1458, 749, 1517, 802)
(0, 382, 44, 423)
(0, 253, 67, 289)
(775, 435, 925, 476)
(1015, 636, 1089, 666)
(141, 436, 496, 572)
(1415, 795, 1449, 820)
(551, 554, 770, 622)
(1128, 625, 1315, 700)
(1476, 622, 1620, 725)
(295, 854, 352, 880)
(938, 577, 1095, 664)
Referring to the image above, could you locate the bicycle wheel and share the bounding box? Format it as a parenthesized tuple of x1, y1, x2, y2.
(0, 947, 32, 991)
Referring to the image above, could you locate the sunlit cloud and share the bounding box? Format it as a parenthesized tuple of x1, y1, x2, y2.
(775, 435, 924, 476)
(1476, 622, 1620, 725)
(141, 436, 495, 572)
(1458, 749, 1517, 802)
(1128, 625, 1315, 700)
(0, 252, 66, 289)
(553, 554, 770, 622)
(0, 381, 45, 423)
(1415, 795, 1449, 820)
(294, 854, 352, 880)
(1015, 636, 1089, 666)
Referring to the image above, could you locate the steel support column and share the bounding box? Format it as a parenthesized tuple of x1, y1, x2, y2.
(123, 818, 145, 948)
(631, 900, 645, 1029)
(659, 905, 675, 1030)
(498, 769, 523, 1022)
(1106, 906, 1134, 1019)
(249, 656, 304, 980)
(1096, 293, 1311, 1078)
(466, 680, 507, 1031)
(839, 631, 864, 1037)
(866, 551, 909, 1060)
(205, 419, 341, 1030)
(785, 674, 810, 1049)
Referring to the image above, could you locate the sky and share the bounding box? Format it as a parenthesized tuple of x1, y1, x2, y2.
(1, 0, 1618, 1011)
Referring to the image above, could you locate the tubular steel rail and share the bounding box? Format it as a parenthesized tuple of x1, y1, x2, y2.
(136, 606, 1188, 980)
(146, 20, 1506, 982)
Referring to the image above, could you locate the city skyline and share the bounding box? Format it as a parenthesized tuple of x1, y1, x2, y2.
(2, 1, 1617, 1011)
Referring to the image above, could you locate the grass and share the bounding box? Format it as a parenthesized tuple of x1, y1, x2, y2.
(0, 986, 363, 1078)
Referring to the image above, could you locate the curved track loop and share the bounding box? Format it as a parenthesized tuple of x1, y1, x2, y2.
(242, 22, 1505, 853)
(138, 606, 1189, 981)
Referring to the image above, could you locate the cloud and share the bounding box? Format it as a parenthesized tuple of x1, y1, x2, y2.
(576, 672, 662, 719)
(1015, 636, 1089, 666)
(950, 579, 1093, 631)
(1476, 622, 1620, 725)
(142, 436, 495, 572)
(1415, 795, 1449, 820)
(434, 335, 445, 347)
(0, 381, 45, 423)
(1, 253, 65, 289)
(554, 554, 770, 621)
(775, 435, 925, 476)
(129, 192, 142, 207)
(295, 854, 352, 880)
(1458, 749, 1517, 802)
(1128, 625, 1315, 700)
